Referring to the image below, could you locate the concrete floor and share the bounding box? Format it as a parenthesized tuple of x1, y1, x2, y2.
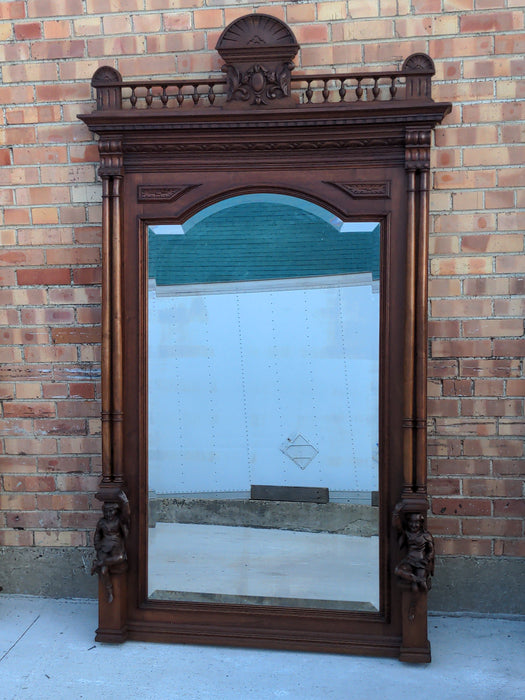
(148, 522, 379, 609)
(1, 595, 524, 700)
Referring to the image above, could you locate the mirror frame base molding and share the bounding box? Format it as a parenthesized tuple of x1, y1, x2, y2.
(79, 14, 451, 662)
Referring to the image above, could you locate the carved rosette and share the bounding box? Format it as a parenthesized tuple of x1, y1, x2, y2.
(216, 14, 299, 106)
(91, 489, 130, 603)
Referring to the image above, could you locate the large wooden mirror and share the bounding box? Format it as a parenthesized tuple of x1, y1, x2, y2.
(79, 14, 450, 661)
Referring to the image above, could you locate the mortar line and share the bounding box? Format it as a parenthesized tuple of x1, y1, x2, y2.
(0, 614, 40, 663)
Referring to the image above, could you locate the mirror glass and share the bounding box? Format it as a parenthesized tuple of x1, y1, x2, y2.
(147, 194, 380, 611)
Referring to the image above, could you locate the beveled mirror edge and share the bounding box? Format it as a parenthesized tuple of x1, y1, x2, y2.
(145, 204, 381, 613)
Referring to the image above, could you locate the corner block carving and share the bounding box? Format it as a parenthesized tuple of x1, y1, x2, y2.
(91, 489, 130, 603)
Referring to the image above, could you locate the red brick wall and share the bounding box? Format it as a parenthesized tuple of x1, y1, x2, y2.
(1, 2, 524, 565)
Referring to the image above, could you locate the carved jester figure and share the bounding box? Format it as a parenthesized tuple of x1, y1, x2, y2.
(92, 492, 130, 603)
(393, 502, 435, 593)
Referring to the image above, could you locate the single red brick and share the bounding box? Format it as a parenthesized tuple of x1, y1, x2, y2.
(464, 278, 510, 296)
(460, 11, 520, 34)
(432, 339, 492, 359)
(434, 418, 495, 437)
(37, 456, 90, 473)
(42, 383, 68, 399)
(21, 308, 75, 325)
(36, 493, 91, 511)
(442, 379, 473, 396)
(55, 474, 99, 491)
(51, 327, 101, 344)
(463, 478, 523, 498)
(4, 437, 57, 455)
(27, 0, 83, 18)
(428, 320, 461, 337)
(56, 402, 101, 418)
(0, 1, 25, 19)
(427, 437, 462, 457)
(428, 477, 461, 495)
(428, 359, 458, 378)
(3, 402, 56, 419)
(463, 438, 523, 457)
(0, 531, 34, 546)
(426, 516, 460, 536)
(60, 511, 100, 528)
(461, 399, 523, 417)
(35, 418, 87, 436)
(494, 338, 525, 357)
(72, 268, 102, 285)
(428, 398, 460, 417)
(6, 511, 60, 529)
(69, 383, 96, 399)
(462, 518, 522, 538)
(459, 359, 521, 378)
(473, 379, 505, 397)
(76, 307, 101, 324)
(498, 540, 525, 557)
(493, 499, 525, 517)
(3, 475, 56, 491)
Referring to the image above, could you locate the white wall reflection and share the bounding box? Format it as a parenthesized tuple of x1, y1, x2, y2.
(149, 274, 379, 497)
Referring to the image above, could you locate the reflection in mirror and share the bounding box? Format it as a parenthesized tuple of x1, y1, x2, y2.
(147, 195, 380, 611)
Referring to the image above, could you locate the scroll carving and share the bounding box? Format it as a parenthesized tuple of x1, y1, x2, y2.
(392, 501, 434, 593)
(91, 490, 130, 603)
(328, 182, 391, 199)
(126, 136, 404, 154)
(224, 61, 294, 105)
(138, 185, 197, 202)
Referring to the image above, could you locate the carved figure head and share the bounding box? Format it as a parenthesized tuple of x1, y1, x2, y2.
(103, 502, 119, 520)
(407, 513, 424, 533)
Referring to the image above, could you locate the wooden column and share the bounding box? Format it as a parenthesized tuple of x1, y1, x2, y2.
(93, 139, 129, 643)
(397, 128, 433, 663)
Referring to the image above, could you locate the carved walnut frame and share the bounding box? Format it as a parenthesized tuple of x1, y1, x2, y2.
(79, 15, 451, 662)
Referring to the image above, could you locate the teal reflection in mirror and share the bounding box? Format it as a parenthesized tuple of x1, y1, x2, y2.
(147, 194, 380, 611)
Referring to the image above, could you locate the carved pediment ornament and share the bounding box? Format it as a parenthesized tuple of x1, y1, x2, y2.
(216, 14, 299, 106)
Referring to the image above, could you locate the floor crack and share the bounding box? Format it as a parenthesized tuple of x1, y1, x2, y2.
(0, 615, 40, 663)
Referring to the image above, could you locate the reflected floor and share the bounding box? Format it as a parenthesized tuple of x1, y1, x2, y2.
(148, 522, 379, 610)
